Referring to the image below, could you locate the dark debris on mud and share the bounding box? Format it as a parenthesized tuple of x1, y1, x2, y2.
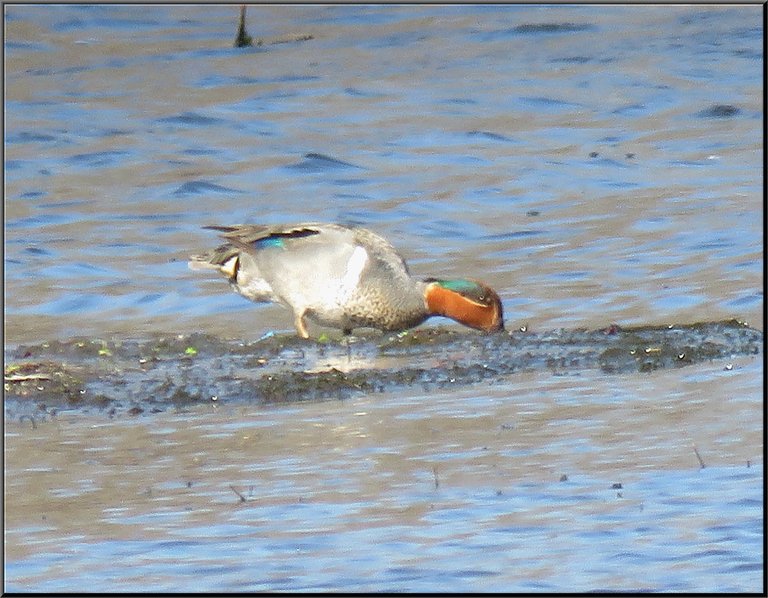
(4, 320, 762, 419)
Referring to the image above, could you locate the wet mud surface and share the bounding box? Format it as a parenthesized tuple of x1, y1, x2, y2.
(4, 319, 761, 419)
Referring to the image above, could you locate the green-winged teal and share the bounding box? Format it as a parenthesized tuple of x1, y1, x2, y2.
(189, 223, 504, 338)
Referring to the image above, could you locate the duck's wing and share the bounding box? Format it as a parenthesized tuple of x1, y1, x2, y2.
(351, 226, 412, 278)
(204, 224, 323, 254)
(190, 223, 349, 278)
(189, 224, 322, 269)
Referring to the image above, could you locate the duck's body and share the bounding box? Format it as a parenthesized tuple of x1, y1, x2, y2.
(189, 223, 503, 338)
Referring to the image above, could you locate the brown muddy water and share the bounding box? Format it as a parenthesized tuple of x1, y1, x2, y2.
(3, 4, 764, 593)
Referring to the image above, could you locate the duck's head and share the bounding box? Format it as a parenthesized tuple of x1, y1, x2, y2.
(423, 278, 504, 333)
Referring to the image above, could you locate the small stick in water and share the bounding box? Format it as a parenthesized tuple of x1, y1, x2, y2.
(235, 5, 253, 48)
(229, 484, 247, 502)
(692, 445, 706, 469)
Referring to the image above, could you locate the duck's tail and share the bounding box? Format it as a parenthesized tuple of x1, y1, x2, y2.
(188, 244, 240, 281)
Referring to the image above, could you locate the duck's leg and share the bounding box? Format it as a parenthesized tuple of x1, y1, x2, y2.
(294, 311, 310, 339)
(343, 328, 352, 363)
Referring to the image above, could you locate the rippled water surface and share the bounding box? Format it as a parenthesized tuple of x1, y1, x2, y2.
(4, 357, 763, 592)
(3, 4, 764, 593)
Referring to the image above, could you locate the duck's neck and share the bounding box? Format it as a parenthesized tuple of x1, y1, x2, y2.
(423, 279, 503, 332)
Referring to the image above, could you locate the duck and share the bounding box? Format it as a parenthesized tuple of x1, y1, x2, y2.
(189, 223, 504, 338)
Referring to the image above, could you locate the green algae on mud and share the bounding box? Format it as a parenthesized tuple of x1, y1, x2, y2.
(4, 320, 762, 419)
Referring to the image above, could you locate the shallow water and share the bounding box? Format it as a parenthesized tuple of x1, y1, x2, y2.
(3, 4, 764, 593)
(4, 4, 762, 343)
(4, 357, 763, 592)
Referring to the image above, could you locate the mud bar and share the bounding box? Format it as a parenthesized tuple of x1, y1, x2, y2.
(4, 319, 762, 418)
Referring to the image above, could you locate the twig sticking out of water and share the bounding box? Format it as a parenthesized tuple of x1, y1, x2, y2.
(234, 5, 314, 49)
(229, 484, 247, 502)
(235, 5, 253, 48)
(692, 445, 706, 469)
(432, 465, 440, 490)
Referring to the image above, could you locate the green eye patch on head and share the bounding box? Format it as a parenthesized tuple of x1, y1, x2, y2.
(424, 278, 490, 303)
